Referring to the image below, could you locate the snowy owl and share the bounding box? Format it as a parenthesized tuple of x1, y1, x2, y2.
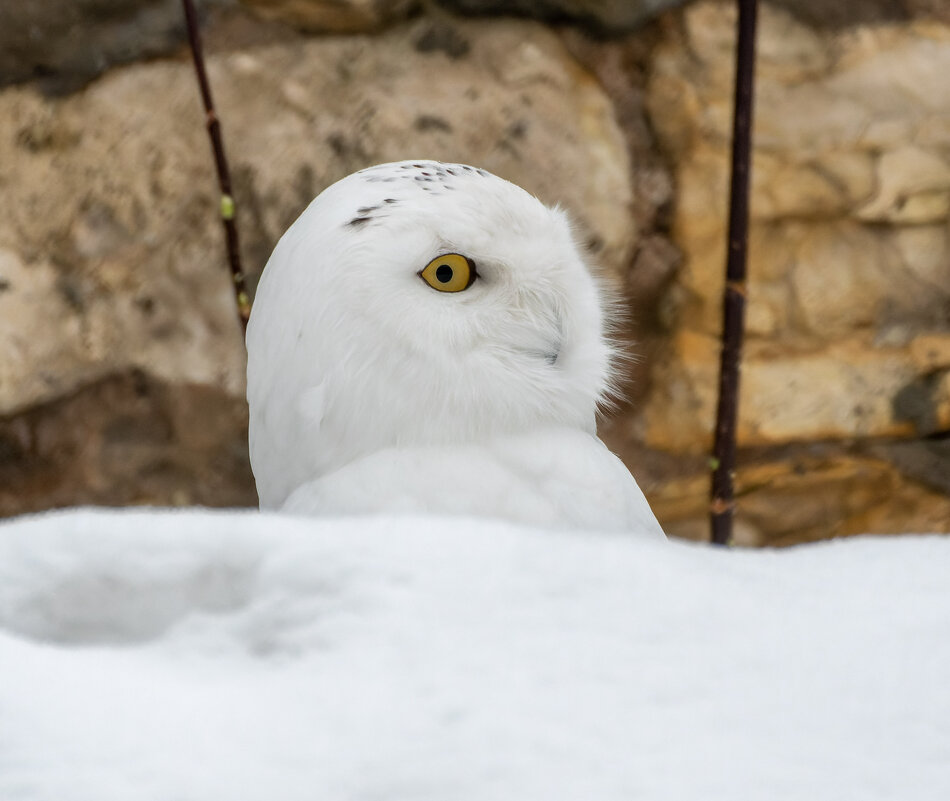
(246, 161, 664, 537)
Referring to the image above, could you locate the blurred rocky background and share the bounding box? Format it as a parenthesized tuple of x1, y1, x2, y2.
(1, 0, 948, 545)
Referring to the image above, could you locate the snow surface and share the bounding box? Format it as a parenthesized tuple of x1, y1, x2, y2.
(0, 508, 947, 801)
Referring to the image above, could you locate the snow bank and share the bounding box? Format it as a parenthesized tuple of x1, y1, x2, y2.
(0, 508, 947, 800)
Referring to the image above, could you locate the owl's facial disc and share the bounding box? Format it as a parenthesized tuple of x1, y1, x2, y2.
(514, 311, 563, 366)
(418, 250, 565, 368)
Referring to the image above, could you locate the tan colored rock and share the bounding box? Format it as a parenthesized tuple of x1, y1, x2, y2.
(910, 334, 950, 371)
(789, 222, 902, 337)
(0, 371, 256, 517)
(0, 15, 631, 424)
(0, 76, 248, 415)
(642, 332, 919, 452)
(740, 340, 921, 444)
(760, 25, 950, 153)
(651, 3, 950, 154)
(894, 224, 950, 287)
(683, 1, 831, 86)
(857, 145, 950, 223)
(240, 0, 417, 33)
(752, 150, 876, 220)
(743, 275, 794, 337)
(648, 451, 950, 547)
(669, 215, 944, 342)
(640, 0, 950, 462)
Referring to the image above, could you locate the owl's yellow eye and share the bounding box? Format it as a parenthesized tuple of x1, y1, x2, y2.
(419, 253, 476, 293)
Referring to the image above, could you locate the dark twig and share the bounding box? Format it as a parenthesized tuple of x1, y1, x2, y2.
(181, 0, 250, 331)
(710, 0, 758, 546)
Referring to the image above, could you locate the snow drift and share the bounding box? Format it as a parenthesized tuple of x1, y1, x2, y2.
(0, 508, 947, 800)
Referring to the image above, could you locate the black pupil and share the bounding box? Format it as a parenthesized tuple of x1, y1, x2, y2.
(436, 264, 454, 283)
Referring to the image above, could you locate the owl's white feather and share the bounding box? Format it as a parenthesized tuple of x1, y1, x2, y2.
(246, 161, 664, 537)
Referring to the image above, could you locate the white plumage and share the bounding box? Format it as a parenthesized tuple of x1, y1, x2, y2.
(246, 160, 664, 537)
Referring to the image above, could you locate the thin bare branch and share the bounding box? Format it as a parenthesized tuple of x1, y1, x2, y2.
(181, 0, 250, 332)
(710, 0, 758, 546)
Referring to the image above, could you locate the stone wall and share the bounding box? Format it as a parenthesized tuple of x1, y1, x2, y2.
(632, 2, 950, 544)
(1, 0, 948, 545)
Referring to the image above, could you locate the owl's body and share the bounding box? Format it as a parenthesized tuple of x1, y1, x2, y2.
(282, 428, 661, 534)
(247, 161, 664, 537)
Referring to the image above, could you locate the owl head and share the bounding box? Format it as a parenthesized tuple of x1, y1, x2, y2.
(247, 161, 620, 508)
